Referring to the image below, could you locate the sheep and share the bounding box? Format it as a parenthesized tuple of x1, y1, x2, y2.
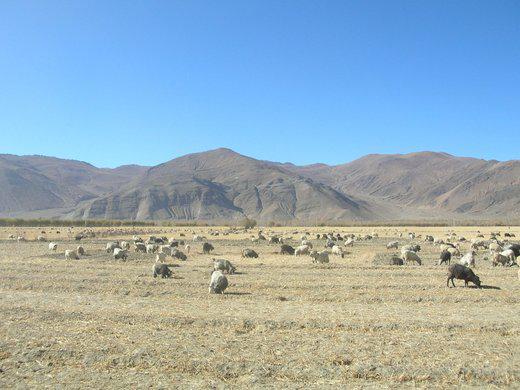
(344, 238, 354, 247)
(172, 249, 187, 261)
(155, 253, 167, 263)
(280, 244, 295, 255)
(77, 246, 85, 256)
(65, 250, 79, 260)
(401, 244, 421, 254)
(331, 245, 344, 258)
(459, 251, 476, 268)
(134, 242, 147, 253)
(269, 237, 280, 244)
(146, 244, 158, 254)
(121, 241, 130, 250)
(503, 244, 520, 257)
(301, 240, 313, 248)
(193, 235, 204, 242)
(213, 259, 236, 274)
(295, 245, 311, 256)
(37, 236, 46, 242)
(48, 242, 58, 251)
(325, 240, 335, 249)
(492, 252, 510, 267)
(389, 256, 404, 265)
(439, 250, 451, 265)
(17, 236, 26, 242)
(424, 235, 434, 242)
(209, 270, 228, 294)
(113, 248, 128, 260)
(386, 241, 399, 250)
(106, 242, 120, 253)
(202, 242, 214, 254)
(447, 264, 481, 288)
(310, 250, 329, 264)
(153, 263, 172, 278)
(242, 249, 258, 258)
(500, 249, 516, 265)
(447, 246, 461, 257)
(402, 250, 421, 265)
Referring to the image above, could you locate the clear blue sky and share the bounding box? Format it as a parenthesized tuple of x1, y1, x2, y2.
(1, 1, 519, 167)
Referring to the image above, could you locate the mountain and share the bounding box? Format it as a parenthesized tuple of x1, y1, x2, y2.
(0, 149, 518, 221)
(71, 148, 372, 222)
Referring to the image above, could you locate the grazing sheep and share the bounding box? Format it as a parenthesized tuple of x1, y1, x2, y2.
(193, 235, 204, 242)
(401, 244, 421, 254)
(37, 236, 46, 242)
(153, 263, 172, 278)
(113, 248, 128, 260)
(295, 245, 311, 256)
(269, 237, 280, 244)
(389, 256, 404, 265)
(503, 244, 520, 257)
(121, 241, 130, 250)
(331, 245, 344, 258)
(500, 249, 516, 265)
(48, 242, 58, 251)
(439, 250, 451, 265)
(344, 238, 354, 247)
(17, 236, 26, 242)
(209, 270, 228, 294)
(280, 244, 295, 255)
(310, 250, 329, 264)
(77, 246, 85, 256)
(213, 259, 236, 274)
(424, 235, 434, 242)
(172, 249, 187, 261)
(242, 249, 258, 258)
(134, 242, 147, 253)
(65, 250, 79, 260)
(146, 244, 158, 254)
(386, 241, 399, 250)
(402, 250, 422, 265)
(106, 242, 120, 253)
(492, 252, 510, 267)
(202, 242, 214, 254)
(447, 264, 481, 288)
(301, 240, 313, 248)
(459, 251, 476, 268)
(325, 240, 335, 249)
(447, 246, 461, 257)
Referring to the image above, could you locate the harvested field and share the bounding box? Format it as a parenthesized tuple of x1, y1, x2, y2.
(0, 226, 519, 388)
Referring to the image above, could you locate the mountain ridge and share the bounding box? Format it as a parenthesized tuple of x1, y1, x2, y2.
(0, 149, 518, 221)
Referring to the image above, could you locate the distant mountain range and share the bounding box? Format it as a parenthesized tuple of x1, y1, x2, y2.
(0, 148, 518, 222)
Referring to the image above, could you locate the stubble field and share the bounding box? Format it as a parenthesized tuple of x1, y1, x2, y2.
(0, 226, 519, 388)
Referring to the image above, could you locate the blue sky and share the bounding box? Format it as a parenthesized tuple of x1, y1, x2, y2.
(0, 1, 519, 167)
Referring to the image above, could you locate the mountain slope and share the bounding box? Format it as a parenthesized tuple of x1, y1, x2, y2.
(73, 148, 372, 221)
(0, 149, 518, 221)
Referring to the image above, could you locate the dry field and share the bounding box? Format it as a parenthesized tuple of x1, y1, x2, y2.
(0, 226, 519, 388)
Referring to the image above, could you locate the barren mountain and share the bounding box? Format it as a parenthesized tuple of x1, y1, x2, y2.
(0, 149, 518, 221)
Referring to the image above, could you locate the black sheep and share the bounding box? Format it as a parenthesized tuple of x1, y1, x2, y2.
(439, 250, 451, 265)
(280, 244, 295, 255)
(203, 242, 214, 254)
(447, 264, 481, 288)
(153, 263, 172, 278)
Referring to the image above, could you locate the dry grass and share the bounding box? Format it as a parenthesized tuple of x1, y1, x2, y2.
(0, 226, 519, 388)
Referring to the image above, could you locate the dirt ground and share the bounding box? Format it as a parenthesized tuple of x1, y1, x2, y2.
(0, 225, 519, 388)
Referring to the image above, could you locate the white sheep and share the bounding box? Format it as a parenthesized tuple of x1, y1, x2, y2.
(402, 250, 421, 265)
(113, 248, 128, 260)
(294, 245, 311, 256)
(48, 242, 58, 251)
(386, 241, 399, 250)
(65, 250, 79, 260)
(331, 245, 344, 258)
(459, 251, 476, 268)
(310, 250, 329, 264)
(500, 249, 516, 264)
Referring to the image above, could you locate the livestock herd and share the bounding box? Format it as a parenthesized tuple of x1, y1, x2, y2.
(6, 227, 520, 292)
